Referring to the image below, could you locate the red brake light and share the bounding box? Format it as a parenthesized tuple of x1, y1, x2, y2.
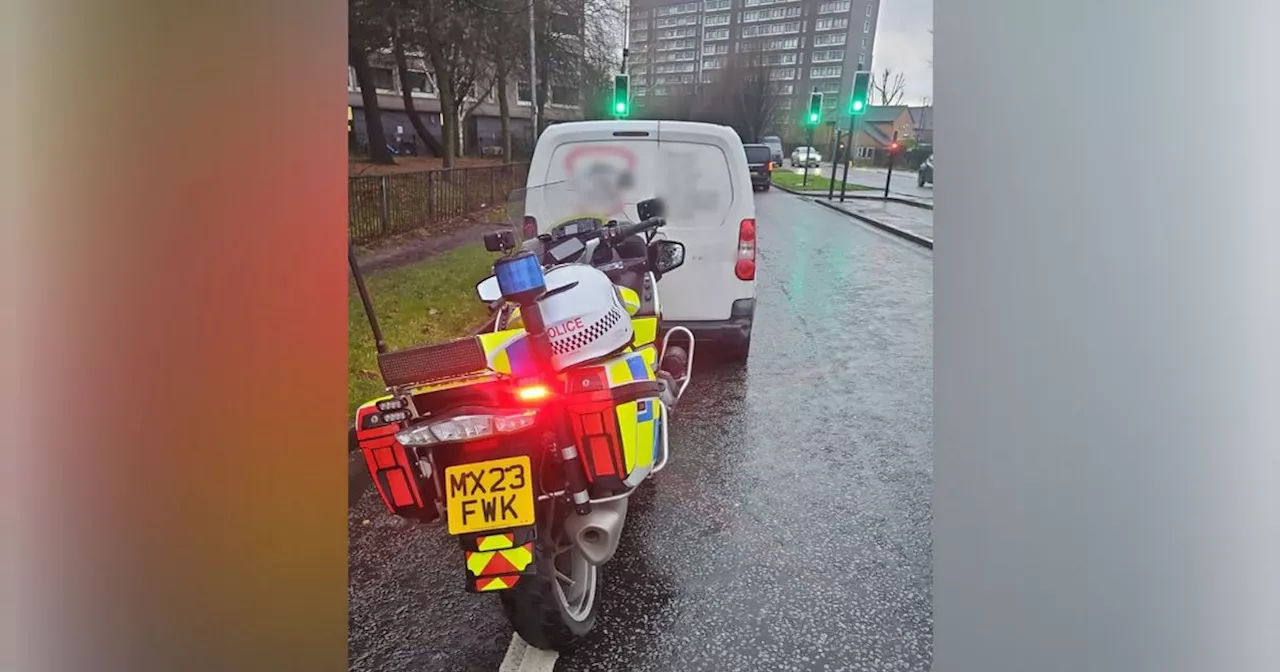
(736, 218, 756, 281)
(522, 216, 537, 239)
(516, 383, 551, 402)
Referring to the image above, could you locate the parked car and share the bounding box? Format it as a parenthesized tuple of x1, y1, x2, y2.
(522, 120, 758, 360)
(760, 135, 784, 164)
(743, 144, 775, 192)
(790, 146, 821, 168)
(918, 153, 934, 187)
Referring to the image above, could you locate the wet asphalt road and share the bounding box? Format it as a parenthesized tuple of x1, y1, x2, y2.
(349, 191, 934, 671)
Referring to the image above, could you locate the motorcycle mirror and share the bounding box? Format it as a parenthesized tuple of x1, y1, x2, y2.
(637, 198, 665, 222)
(483, 230, 517, 252)
(476, 275, 502, 302)
(652, 240, 686, 274)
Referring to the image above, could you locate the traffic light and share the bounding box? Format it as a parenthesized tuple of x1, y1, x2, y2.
(849, 70, 871, 115)
(613, 74, 630, 117)
(807, 91, 823, 126)
(889, 140, 900, 153)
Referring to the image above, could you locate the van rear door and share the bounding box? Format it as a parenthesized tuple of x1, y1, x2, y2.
(528, 121, 752, 322)
(653, 121, 752, 322)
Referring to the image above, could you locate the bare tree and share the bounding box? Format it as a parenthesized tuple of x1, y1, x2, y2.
(402, 0, 492, 166)
(529, 0, 627, 128)
(460, 70, 500, 155)
(390, 12, 445, 157)
(873, 68, 907, 106)
(477, 0, 526, 157)
(701, 53, 782, 143)
(349, 0, 396, 164)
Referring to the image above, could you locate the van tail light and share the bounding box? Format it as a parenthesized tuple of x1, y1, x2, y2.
(735, 218, 756, 281)
(522, 216, 537, 239)
(766, 161, 774, 171)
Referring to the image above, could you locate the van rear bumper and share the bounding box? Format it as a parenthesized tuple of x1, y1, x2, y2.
(662, 298, 755, 352)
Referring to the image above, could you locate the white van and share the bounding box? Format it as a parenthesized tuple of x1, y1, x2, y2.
(520, 120, 757, 360)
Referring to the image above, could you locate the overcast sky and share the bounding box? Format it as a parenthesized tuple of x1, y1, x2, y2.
(871, 0, 933, 105)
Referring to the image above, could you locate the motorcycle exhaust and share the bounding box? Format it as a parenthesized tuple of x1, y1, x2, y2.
(563, 499, 629, 565)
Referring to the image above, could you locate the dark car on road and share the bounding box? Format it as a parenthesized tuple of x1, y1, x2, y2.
(761, 135, 784, 164)
(744, 143, 774, 192)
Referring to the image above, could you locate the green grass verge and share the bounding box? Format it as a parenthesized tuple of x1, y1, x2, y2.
(348, 243, 500, 417)
(771, 171, 875, 192)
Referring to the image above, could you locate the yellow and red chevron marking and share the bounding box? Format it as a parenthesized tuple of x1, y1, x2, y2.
(475, 575, 522, 592)
(465, 542, 535, 577)
(475, 533, 515, 551)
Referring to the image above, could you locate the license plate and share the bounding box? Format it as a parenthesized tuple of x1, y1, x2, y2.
(444, 456, 536, 535)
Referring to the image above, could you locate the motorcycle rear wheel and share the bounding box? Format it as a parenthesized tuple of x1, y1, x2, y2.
(498, 514, 600, 651)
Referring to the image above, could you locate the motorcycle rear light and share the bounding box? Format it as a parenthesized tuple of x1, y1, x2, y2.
(735, 218, 757, 281)
(516, 384, 551, 402)
(522, 215, 538, 239)
(395, 411, 539, 447)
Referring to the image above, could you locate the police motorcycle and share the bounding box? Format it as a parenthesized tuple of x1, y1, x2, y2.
(349, 181, 694, 651)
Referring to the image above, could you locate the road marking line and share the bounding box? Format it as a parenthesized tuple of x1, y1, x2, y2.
(498, 633, 559, 672)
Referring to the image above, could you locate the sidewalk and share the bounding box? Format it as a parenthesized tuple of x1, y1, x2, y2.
(822, 199, 934, 241)
(787, 188, 933, 209)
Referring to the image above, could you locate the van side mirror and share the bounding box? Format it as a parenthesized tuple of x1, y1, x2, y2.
(476, 276, 502, 302)
(652, 241, 686, 275)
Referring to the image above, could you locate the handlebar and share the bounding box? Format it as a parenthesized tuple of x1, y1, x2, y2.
(604, 216, 666, 246)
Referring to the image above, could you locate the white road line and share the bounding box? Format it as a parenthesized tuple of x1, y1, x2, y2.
(497, 633, 559, 672)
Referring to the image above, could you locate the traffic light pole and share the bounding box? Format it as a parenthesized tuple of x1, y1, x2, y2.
(801, 124, 815, 188)
(839, 115, 860, 202)
(841, 70, 871, 203)
(884, 130, 898, 199)
(827, 129, 842, 200)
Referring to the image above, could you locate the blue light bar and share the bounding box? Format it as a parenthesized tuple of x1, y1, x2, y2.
(494, 253, 546, 301)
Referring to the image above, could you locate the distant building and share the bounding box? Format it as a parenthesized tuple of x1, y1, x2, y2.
(627, 0, 882, 138)
(347, 3, 587, 157)
(847, 105, 913, 161)
(907, 105, 933, 145)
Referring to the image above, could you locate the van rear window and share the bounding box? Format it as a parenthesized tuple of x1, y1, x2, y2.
(744, 146, 772, 163)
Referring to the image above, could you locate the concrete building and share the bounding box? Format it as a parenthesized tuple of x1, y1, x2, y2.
(346, 53, 585, 158)
(347, 3, 589, 158)
(627, 0, 880, 142)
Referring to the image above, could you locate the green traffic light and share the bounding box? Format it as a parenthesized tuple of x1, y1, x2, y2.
(809, 113, 818, 123)
(616, 102, 626, 113)
(852, 100, 864, 111)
